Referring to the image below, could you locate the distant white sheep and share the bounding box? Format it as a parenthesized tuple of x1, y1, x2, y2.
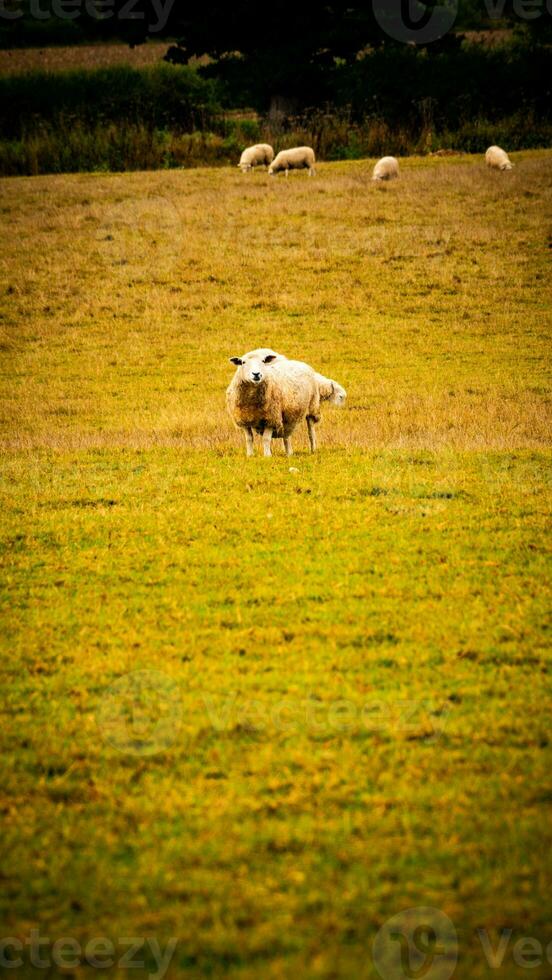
(226, 350, 346, 456)
(485, 145, 513, 171)
(238, 144, 274, 172)
(372, 156, 400, 181)
(268, 147, 316, 177)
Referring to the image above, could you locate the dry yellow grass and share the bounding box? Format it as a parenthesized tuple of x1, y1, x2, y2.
(1, 150, 550, 453)
(0, 40, 171, 76)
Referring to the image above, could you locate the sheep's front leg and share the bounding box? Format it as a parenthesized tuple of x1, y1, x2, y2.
(285, 168, 289, 178)
(284, 437, 293, 457)
(262, 428, 273, 457)
(244, 427, 254, 457)
(306, 417, 317, 453)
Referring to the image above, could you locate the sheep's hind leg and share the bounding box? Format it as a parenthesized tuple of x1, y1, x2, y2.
(262, 428, 273, 457)
(306, 417, 317, 453)
(284, 437, 293, 457)
(244, 427, 254, 457)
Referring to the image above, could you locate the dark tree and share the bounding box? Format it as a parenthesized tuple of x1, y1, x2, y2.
(163, 2, 383, 110)
(162, 0, 551, 112)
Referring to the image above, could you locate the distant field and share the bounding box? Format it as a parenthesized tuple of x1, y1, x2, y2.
(0, 40, 171, 75)
(0, 30, 512, 76)
(1, 153, 551, 978)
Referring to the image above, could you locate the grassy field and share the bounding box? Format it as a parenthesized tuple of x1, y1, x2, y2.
(1, 151, 551, 978)
(0, 41, 172, 76)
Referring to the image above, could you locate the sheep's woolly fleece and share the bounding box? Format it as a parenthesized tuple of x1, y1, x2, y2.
(485, 145, 513, 171)
(226, 351, 321, 438)
(372, 156, 400, 181)
(268, 147, 316, 176)
(238, 144, 274, 171)
(226, 349, 346, 456)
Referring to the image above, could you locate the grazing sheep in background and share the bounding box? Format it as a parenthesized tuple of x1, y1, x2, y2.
(268, 147, 316, 177)
(237, 143, 275, 172)
(485, 145, 513, 171)
(226, 350, 346, 456)
(372, 156, 400, 181)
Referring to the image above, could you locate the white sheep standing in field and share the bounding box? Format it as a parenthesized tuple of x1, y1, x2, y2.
(485, 145, 513, 171)
(226, 349, 346, 456)
(268, 146, 316, 177)
(237, 143, 275, 172)
(372, 156, 400, 181)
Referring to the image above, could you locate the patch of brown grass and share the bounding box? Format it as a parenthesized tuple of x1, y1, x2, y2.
(0, 41, 170, 76)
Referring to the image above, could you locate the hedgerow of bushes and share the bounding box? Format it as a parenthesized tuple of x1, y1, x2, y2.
(0, 39, 550, 176)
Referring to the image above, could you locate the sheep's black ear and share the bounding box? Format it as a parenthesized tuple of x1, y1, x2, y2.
(263, 354, 277, 363)
(230, 357, 243, 365)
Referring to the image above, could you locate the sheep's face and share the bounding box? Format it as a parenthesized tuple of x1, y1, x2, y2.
(330, 382, 347, 406)
(238, 162, 252, 172)
(229, 349, 279, 385)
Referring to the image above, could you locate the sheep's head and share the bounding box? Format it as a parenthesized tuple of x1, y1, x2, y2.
(329, 382, 347, 406)
(501, 162, 513, 171)
(229, 348, 280, 385)
(238, 162, 252, 172)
